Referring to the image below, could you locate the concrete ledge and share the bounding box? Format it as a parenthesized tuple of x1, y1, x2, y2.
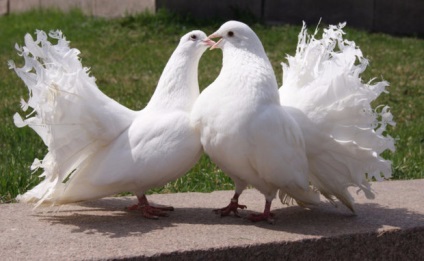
(1, 180, 423, 259)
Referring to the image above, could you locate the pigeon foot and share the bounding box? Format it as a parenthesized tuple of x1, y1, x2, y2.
(213, 198, 247, 217)
(247, 212, 275, 224)
(127, 195, 174, 219)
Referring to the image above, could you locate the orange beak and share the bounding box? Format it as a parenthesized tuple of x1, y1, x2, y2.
(208, 33, 222, 50)
(202, 38, 216, 47)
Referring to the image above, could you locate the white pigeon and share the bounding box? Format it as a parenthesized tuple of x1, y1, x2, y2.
(192, 21, 395, 223)
(191, 21, 321, 223)
(10, 29, 215, 218)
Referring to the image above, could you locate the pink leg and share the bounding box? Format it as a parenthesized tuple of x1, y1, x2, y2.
(127, 195, 174, 219)
(247, 200, 275, 224)
(214, 192, 247, 217)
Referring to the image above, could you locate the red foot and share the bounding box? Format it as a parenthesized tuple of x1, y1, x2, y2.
(140, 205, 173, 219)
(127, 195, 174, 219)
(213, 199, 247, 217)
(247, 200, 275, 224)
(247, 212, 275, 224)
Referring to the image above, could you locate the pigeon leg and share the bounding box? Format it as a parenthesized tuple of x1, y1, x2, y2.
(127, 195, 174, 219)
(247, 200, 275, 224)
(213, 192, 247, 217)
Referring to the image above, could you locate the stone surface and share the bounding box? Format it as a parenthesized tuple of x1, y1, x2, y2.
(39, 0, 94, 15)
(8, 0, 39, 13)
(7, 0, 154, 17)
(0, 0, 6, 15)
(92, 0, 155, 18)
(1, 179, 424, 259)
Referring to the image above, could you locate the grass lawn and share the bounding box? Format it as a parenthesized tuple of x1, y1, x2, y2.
(0, 10, 423, 203)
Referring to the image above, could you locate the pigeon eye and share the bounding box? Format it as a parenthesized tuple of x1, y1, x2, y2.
(227, 31, 234, 37)
(190, 34, 197, 40)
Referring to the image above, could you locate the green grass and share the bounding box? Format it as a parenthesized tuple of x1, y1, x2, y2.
(0, 10, 423, 203)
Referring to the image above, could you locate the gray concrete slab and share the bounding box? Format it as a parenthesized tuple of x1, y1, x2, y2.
(39, 0, 94, 15)
(0, 0, 7, 16)
(1, 179, 424, 260)
(8, 0, 39, 13)
(92, 0, 155, 18)
(7, 0, 154, 18)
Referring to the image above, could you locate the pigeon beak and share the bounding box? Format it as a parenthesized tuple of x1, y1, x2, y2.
(202, 38, 216, 47)
(208, 33, 222, 50)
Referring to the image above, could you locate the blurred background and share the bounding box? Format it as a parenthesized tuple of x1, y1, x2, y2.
(1, 0, 423, 36)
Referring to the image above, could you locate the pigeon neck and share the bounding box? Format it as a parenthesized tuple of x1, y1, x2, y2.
(147, 49, 200, 112)
(219, 46, 280, 104)
(222, 45, 270, 71)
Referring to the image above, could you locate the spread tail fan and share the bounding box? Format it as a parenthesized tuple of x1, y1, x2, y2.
(10, 30, 137, 206)
(279, 23, 395, 211)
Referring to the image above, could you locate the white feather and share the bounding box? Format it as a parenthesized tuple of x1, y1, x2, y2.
(280, 22, 395, 211)
(191, 21, 320, 213)
(193, 21, 395, 219)
(12, 30, 210, 206)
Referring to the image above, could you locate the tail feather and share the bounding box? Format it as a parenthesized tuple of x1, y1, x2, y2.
(11, 30, 137, 205)
(279, 187, 321, 208)
(280, 23, 395, 210)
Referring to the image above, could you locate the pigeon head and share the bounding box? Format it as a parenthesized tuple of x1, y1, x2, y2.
(207, 21, 264, 53)
(178, 30, 216, 55)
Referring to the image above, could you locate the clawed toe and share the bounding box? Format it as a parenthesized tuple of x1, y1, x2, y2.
(213, 207, 241, 217)
(128, 195, 174, 219)
(141, 205, 170, 219)
(213, 201, 247, 217)
(128, 204, 173, 219)
(247, 212, 275, 224)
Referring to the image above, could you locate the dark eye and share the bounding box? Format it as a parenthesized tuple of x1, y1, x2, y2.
(227, 31, 234, 37)
(190, 34, 197, 40)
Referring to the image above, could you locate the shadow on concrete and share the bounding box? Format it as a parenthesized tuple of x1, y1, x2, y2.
(33, 196, 424, 239)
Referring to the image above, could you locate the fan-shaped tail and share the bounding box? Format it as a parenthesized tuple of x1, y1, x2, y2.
(279, 23, 395, 211)
(10, 30, 137, 206)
